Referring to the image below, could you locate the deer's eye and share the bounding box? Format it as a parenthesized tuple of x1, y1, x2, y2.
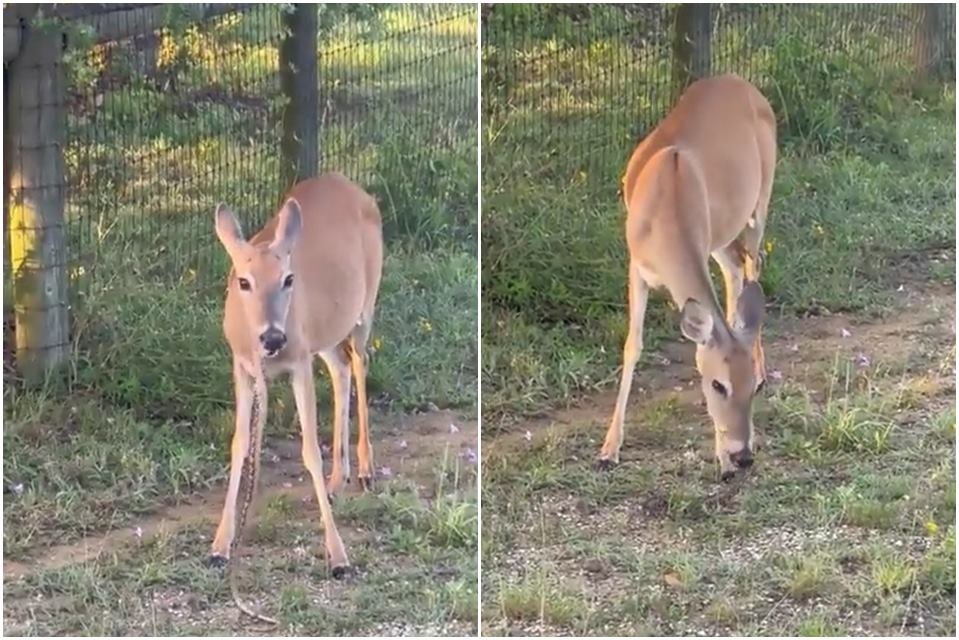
(283, 274, 294, 289)
(711, 380, 728, 397)
(238, 277, 251, 292)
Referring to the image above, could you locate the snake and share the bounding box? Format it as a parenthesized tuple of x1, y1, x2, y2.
(226, 374, 278, 627)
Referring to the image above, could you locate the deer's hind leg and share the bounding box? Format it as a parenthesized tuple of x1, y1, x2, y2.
(348, 319, 375, 490)
(319, 347, 352, 496)
(742, 121, 776, 388)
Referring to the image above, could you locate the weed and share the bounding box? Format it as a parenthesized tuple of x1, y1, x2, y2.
(795, 614, 845, 636)
(786, 555, 840, 600)
(496, 573, 587, 628)
(871, 555, 917, 596)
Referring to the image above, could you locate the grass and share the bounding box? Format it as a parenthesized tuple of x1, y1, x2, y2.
(481, 5, 955, 636)
(3, 459, 478, 636)
(483, 345, 957, 634)
(482, 4, 956, 423)
(4, 4, 478, 636)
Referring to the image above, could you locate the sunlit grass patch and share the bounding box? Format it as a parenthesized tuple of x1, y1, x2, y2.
(495, 571, 589, 628)
(783, 554, 841, 599)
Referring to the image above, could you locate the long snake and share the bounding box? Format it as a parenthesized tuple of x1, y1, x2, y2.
(227, 374, 278, 626)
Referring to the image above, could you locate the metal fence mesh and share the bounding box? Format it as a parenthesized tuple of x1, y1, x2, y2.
(5, 3, 476, 375)
(65, 5, 286, 293)
(483, 3, 955, 189)
(64, 3, 475, 290)
(480, 0, 956, 337)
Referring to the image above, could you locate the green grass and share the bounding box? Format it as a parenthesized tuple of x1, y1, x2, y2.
(481, 6, 955, 636)
(5, 4, 477, 636)
(3, 465, 478, 636)
(483, 350, 956, 635)
(482, 4, 956, 423)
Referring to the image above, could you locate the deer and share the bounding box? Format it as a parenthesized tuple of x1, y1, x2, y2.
(209, 172, 383, 582)
(599, 74, 776, 481)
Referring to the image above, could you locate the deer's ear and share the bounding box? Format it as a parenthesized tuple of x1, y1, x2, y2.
(270, 198, 302, 255)
(680, 298, 715, 345)
(734, 280, 765, 344)
(215, 204, 246, 256)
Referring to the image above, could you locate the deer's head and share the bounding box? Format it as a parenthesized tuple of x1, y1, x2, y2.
(680, 280, 765, 480)
(215, 199, 303, 358)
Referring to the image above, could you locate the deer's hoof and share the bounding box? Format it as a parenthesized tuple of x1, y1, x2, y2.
(358, 475, 374, 492)
(331, 564, 352, 580)
(595, 458, 616, 472)
(205, 553, 228, 569)
(720, 469, 736, 483)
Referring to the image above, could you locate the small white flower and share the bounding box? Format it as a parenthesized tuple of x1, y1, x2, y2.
(449, 423, 459, 434)
(11, 483, 24, 496)
(840, 328, 852, 338)
(398, 439, 408, 450)
(133, 526, 143, 539)
(770, 369, 784, 381)
(524, 430, 532, 442)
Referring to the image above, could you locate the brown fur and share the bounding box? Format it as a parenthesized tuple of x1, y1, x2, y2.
(211, 172, 384, 572)
(600, 74, 776, 478)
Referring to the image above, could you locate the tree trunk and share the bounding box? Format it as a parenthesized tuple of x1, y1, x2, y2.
(279, 4, 319, 198)
(915, 4, 953, 79)
(671, 4, 712, 103)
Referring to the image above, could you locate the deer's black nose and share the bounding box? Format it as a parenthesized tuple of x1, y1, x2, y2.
(730, 447, 754, 469)
(260, 329, 287, 353)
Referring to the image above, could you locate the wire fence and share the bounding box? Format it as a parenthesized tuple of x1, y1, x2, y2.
(482, 3, 955, 190)
(65, 3, 475, 290)
(5, 3, 476, 379)
(481, 3, 955, 322)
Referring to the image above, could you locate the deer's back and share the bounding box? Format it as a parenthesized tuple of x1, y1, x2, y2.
(623, 74, 776, 250)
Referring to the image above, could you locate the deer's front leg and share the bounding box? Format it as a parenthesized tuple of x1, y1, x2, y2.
(210, 361, 253, 564)
(291, 359, 350, 576)
(599, 263, 649, 468)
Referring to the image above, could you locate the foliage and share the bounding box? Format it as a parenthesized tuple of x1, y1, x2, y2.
(482, 5, 956, 420)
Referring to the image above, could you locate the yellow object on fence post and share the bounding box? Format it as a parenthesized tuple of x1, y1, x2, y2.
(7, 15, 69, 384)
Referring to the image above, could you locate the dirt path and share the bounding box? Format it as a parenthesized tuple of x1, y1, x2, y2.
(4, 408, 477, 582)
(486, 280, 955, 454)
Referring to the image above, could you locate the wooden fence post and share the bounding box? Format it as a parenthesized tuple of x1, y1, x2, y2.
(7, 14, 70, 383)
(671, 4, 712, 103)
(915, 3, 954, 79)
(279, 3, 319, 197)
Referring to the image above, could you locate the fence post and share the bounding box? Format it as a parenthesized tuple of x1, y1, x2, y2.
(915, 4, 952, 79)
(671, 4, 712, 102)
(7, 14, 69, 383)
(279, 3, 319, 196)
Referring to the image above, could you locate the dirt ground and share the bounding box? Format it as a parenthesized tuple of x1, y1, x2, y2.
(3, 410, 479, 636)
(482, 279, 956, 636)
